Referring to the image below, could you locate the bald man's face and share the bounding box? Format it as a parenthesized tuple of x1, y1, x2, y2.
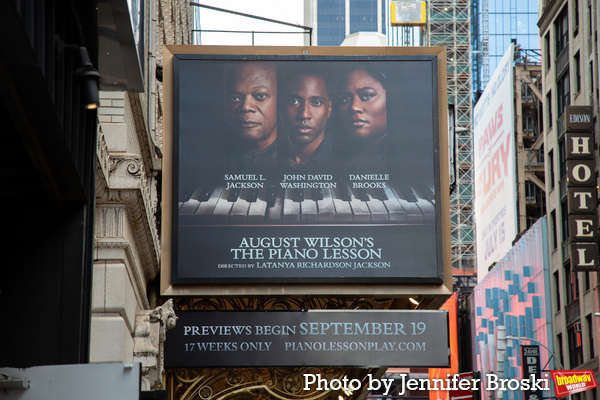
(227, 63, 277, 150)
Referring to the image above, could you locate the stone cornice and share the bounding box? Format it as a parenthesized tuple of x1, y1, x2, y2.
(538, 0, 564, 34)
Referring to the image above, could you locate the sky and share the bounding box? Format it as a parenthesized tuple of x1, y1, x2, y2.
(193, 0, 308, 46)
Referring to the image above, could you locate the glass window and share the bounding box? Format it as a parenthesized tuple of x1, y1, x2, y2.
(553, 269, 560, 308)
(555, 7, 569, 56)
(573, 0, 579, 35)
(568, 322, 583, 367)
(587, 314, 595, 359)
(547, 91, 553, 128)
(557, 70, 570, 116)
(575, 52, 581, 93)
(548, 149, 555, 189)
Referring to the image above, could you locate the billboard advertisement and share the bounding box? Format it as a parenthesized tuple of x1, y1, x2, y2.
(470, 218, 553, 400)
(473, 43, 517, 279)
(165, 310, 449, 368)
(161, 46, 450, 294)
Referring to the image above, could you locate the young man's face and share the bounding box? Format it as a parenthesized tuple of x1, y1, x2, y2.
(227, 62, 277, 150)
(281, 74, 332, 146)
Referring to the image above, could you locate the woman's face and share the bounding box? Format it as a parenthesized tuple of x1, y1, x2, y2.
(337, 69, 387, 140)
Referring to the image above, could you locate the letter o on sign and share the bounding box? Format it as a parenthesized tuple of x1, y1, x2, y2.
(572, 164, 592, 182)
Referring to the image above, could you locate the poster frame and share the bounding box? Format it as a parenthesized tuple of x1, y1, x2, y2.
(160, 45, 452, 298)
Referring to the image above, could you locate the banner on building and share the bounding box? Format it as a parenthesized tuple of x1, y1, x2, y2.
(473, 43, 517, 279)
(160, 46, 451, 294)
(551, 370, 599, 398)
(165, 310, 450, 368)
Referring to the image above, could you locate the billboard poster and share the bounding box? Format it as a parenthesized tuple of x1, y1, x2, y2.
(473, 43, 517, 279)
(165, 310, 450, 368)
(163, 47, 448, 285)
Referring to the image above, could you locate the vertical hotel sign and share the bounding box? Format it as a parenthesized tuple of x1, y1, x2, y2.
(565, 106, 599, 271)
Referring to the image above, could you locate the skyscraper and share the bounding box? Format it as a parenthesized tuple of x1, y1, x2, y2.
(472, 0, 540, 93)
(304, 0, 387, 45)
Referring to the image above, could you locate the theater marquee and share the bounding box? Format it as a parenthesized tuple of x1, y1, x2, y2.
(160, 46, 452, 297)
(165, 310, 450, 368)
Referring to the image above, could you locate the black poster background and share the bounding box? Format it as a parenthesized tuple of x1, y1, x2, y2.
(172, 54, 442, 283)
(165, 310, 450, 368)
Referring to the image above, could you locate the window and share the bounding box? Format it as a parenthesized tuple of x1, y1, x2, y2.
(568, 322, 584, 367)
(591, 61, 595, 97)
(557, 333, 565, 368)
(561, 200, 569, 242)
(573, 0, 579, 36)
(547, 91, 553, 128)
(575, 52, 581, 93)
(565, 262, 579, 303)
(545, 33, 551, 70)
(558, 137, 567, 178)
(554, 269, 561, 310)
(587, 314, 595, 359)
(585, 271, 590, 291)
(549, 149, 555, 189)
(551, 210, 558, 250)
(557, 70, 571, 116)
(555, 7, 569, 56)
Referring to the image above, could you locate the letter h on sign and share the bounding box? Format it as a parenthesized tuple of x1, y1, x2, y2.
(565, 105, 599, 271)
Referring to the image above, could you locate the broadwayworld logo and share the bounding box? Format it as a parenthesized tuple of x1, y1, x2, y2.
(551, 370, 598, 397)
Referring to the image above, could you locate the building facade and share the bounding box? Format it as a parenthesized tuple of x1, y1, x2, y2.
(91, 0, 192, 391)
(539, 0, 600, 391)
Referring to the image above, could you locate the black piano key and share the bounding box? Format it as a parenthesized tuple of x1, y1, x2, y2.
(312, 188, 323, 201)
(338, 183, 352, 201)
(266, 184, 276, 207)
(198, 184, 215, 201)
(293, 188, 304, 202)
(374, 187, 388, 200)
(228, 188, 241, 202)
(246, 187, 259, 203)
(355, 187, 370, 201)
(398, 184, 418, 202)
(415, 182, 435, 201)
(179, 193, 189, 202)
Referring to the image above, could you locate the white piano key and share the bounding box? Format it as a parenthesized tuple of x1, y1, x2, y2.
(179, 186, 206, 215)
(317, 187, 336, 222)
(331, 186, 353, 222)
(345, 184, 371, 222)
(211, 187, 234, 223)
(247, 186, 268, 223)
(413, 190, 436, 222)
(195, 185, 224, 221)
(390, 185, 423, 222)
(266, 188, 284, 222)
(283, 188, 301, 223)
(380, 185, 407, 222)
(300, 189, 318, 223)
(363, 188, 389, 222)
(229, 188, 251, 223)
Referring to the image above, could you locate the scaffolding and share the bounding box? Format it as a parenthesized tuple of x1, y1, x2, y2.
(427, 0, 476, 275)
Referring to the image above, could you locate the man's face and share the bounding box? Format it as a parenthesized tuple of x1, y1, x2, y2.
(281, 75, 332, 146)
(227, 62, 277, 150)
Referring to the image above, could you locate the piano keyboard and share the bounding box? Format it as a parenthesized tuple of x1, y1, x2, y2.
(179, 182, 435, 224)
